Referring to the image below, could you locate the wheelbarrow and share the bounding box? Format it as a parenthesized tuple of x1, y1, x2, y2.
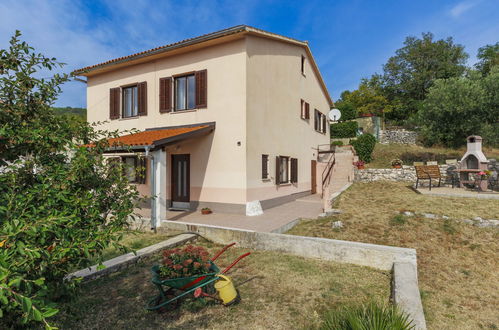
(146, 243, 250, 311)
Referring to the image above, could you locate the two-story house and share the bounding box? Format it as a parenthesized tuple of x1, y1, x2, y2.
(74, 25, 333, 228)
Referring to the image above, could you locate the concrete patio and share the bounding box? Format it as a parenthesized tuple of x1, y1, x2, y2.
(163, 194, 323, 233)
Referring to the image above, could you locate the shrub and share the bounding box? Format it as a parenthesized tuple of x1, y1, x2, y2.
(351, 133, 377, 162)
(390, 214, 407, 225)
(331, 140, 344, 146)
(331, 121, 358, 138)
(399, 151, 461, 165)
(320, 302, 415, 330)
(0, 31, 140, 328)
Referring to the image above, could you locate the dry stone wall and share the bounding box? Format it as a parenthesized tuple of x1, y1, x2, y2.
(355, 165, 448, 183)
(380, 129, 418, 144)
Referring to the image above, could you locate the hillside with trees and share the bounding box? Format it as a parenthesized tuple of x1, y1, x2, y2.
(335, 34, 499, 148)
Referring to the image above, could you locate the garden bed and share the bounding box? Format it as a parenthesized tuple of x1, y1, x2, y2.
(53, 239, 390, 329)
(287, 181, 499, 329)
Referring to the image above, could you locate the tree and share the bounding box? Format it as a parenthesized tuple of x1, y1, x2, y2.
(475, 42, 499, 76)
(382, 32, 468, 121)
(0, 31, 141, 328)
(418, 68, 499, 148)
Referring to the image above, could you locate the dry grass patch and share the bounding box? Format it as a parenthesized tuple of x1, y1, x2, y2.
(53, 239, 390, 330)
(288, 181, 499, 329)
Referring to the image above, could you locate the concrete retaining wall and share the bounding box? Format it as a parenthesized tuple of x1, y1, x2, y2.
(66, 233, 196, 281)
(393, 262, 427, 329)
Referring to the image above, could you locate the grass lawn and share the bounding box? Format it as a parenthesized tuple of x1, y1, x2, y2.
(54, 239, 390, 329)
(367, 143, 499, 168)
(287, 181, 499, 330)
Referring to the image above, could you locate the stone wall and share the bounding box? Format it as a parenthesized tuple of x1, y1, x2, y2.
(380, 129, 418, 145)
(355, 165, 448, 183)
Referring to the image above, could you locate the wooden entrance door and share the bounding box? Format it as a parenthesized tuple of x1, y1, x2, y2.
(171, 154, 190, 204)
(311, 160, 317, 194)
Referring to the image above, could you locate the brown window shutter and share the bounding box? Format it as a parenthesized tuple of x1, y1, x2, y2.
(159, 77, 172, 113)
(137, 81, 147, 116)
(322, 114, 327, 133)
(275, 156, 280, 185)
(300, 99, 304, 118)
(195, 70, 207, 108)
(314, 110, 318, 131)
(291, 158, 298, 183)
(262, 154, 268, 179)
(109, 88, 120, 120)
(305, 102, 310, 119)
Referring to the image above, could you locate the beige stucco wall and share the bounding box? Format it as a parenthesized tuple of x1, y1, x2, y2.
(86, 35, 332, 207)
(87, 40, 248, 204)
(245, 35, 331, 201)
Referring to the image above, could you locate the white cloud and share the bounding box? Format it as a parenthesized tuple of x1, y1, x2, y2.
(449, 0, 480, 18)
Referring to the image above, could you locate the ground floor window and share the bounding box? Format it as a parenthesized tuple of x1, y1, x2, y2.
(279, 156, 289, 184)
(107, 156, 146, 184)
(262, 154, 269, 179)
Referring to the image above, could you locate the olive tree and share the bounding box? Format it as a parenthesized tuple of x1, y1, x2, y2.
(0, 31, 141, 328)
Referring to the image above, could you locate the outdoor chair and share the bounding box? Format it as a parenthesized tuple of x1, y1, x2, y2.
(415, 165, 442, 191)
(445, 159, 458, 165)
(413, 161, 424, 166)
(426, 161, 438, 166)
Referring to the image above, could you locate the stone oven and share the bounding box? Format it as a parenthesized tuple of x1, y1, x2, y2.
(460, 135, 488, 170)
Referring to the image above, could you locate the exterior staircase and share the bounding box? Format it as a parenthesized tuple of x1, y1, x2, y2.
(318, 146, 356, 212)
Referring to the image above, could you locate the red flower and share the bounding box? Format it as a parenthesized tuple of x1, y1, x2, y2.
(183, 259, 193, 266)
(193, 262, 201, 269)
(173, 264, 183, 270)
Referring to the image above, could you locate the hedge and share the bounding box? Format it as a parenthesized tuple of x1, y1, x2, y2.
(351, 133, 376, 162)
(330, 121, 358, 138)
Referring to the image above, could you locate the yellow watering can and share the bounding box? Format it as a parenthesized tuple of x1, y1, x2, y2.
(215, 274, 238, 305)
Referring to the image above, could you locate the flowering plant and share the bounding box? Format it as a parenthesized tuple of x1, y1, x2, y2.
(477, 170, 491, 178)
(158, 245, 212, 278)
(391, 159, 403, 167)
(354, 160, 365, 166)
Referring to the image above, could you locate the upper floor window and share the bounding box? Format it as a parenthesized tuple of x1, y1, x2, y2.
(122, 85, 138, 118)
(301, 55, 306, 75)
(301, 99, 310, 119)
(262, 154, 269, 180)
(314, 109, 327, 134)
(175, 74, 196, 111)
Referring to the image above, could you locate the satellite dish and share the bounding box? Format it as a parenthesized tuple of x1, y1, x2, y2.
(328, 108, 341, 122)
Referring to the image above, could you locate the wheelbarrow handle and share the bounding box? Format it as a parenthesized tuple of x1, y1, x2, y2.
(221, 252, 251, 274)
(211, 242, 236, 261)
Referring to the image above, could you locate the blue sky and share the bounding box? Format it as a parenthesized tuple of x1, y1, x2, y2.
(1, 0, 498, 107)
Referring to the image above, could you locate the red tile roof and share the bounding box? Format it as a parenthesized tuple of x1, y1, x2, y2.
(86, 123, 214, 149)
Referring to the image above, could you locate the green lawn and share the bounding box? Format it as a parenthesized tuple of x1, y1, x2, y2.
(287, 182, 499, 330)
(53, 239, 390, 329)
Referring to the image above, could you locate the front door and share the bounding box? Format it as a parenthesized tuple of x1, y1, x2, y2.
(171, 154, 190, 208)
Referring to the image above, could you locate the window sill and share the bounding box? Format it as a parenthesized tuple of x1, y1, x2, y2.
(119, 116, 139, 121)
(278, 182, 293, 186)
(170, 109, 198, 114)
(262, 178, 272, 182)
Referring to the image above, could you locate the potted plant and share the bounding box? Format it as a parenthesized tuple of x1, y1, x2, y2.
(477, 171, 490, 191)
(354, 160, 365, 170)
(201, 207, 212, 215)
(391, 159, 403, 168)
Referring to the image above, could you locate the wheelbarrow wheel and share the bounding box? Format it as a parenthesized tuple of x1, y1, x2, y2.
(149, 288, 180, 313)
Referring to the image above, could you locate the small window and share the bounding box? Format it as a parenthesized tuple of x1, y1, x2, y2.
(123, 157, 137, 182)
(314, 110, 327, 133)
(262, 154, 269, 179)
(279, 156, 289, 184)
(175, 74, 196, 111)
(122, 85, 138, 118)
(301, 100, 310, 119)
(301, 55, 306, 75)
(110, 156, 146, 184)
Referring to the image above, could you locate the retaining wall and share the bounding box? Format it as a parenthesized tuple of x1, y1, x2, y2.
(380, 129, 418, 144)
(355, 165, 448, 183)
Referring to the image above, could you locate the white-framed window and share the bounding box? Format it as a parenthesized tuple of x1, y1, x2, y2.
(175, 74, 196, 111)
(314, 109, 327, 134)
(301, 99, 310, 119)
(106, 156, 146, 184)
(279, 156, 289, 184)
(276, 156, 298, 185)
(122, 85, 138, 118)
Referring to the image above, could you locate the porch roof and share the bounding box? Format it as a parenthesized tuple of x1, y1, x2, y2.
(104, 122, 215, 150)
